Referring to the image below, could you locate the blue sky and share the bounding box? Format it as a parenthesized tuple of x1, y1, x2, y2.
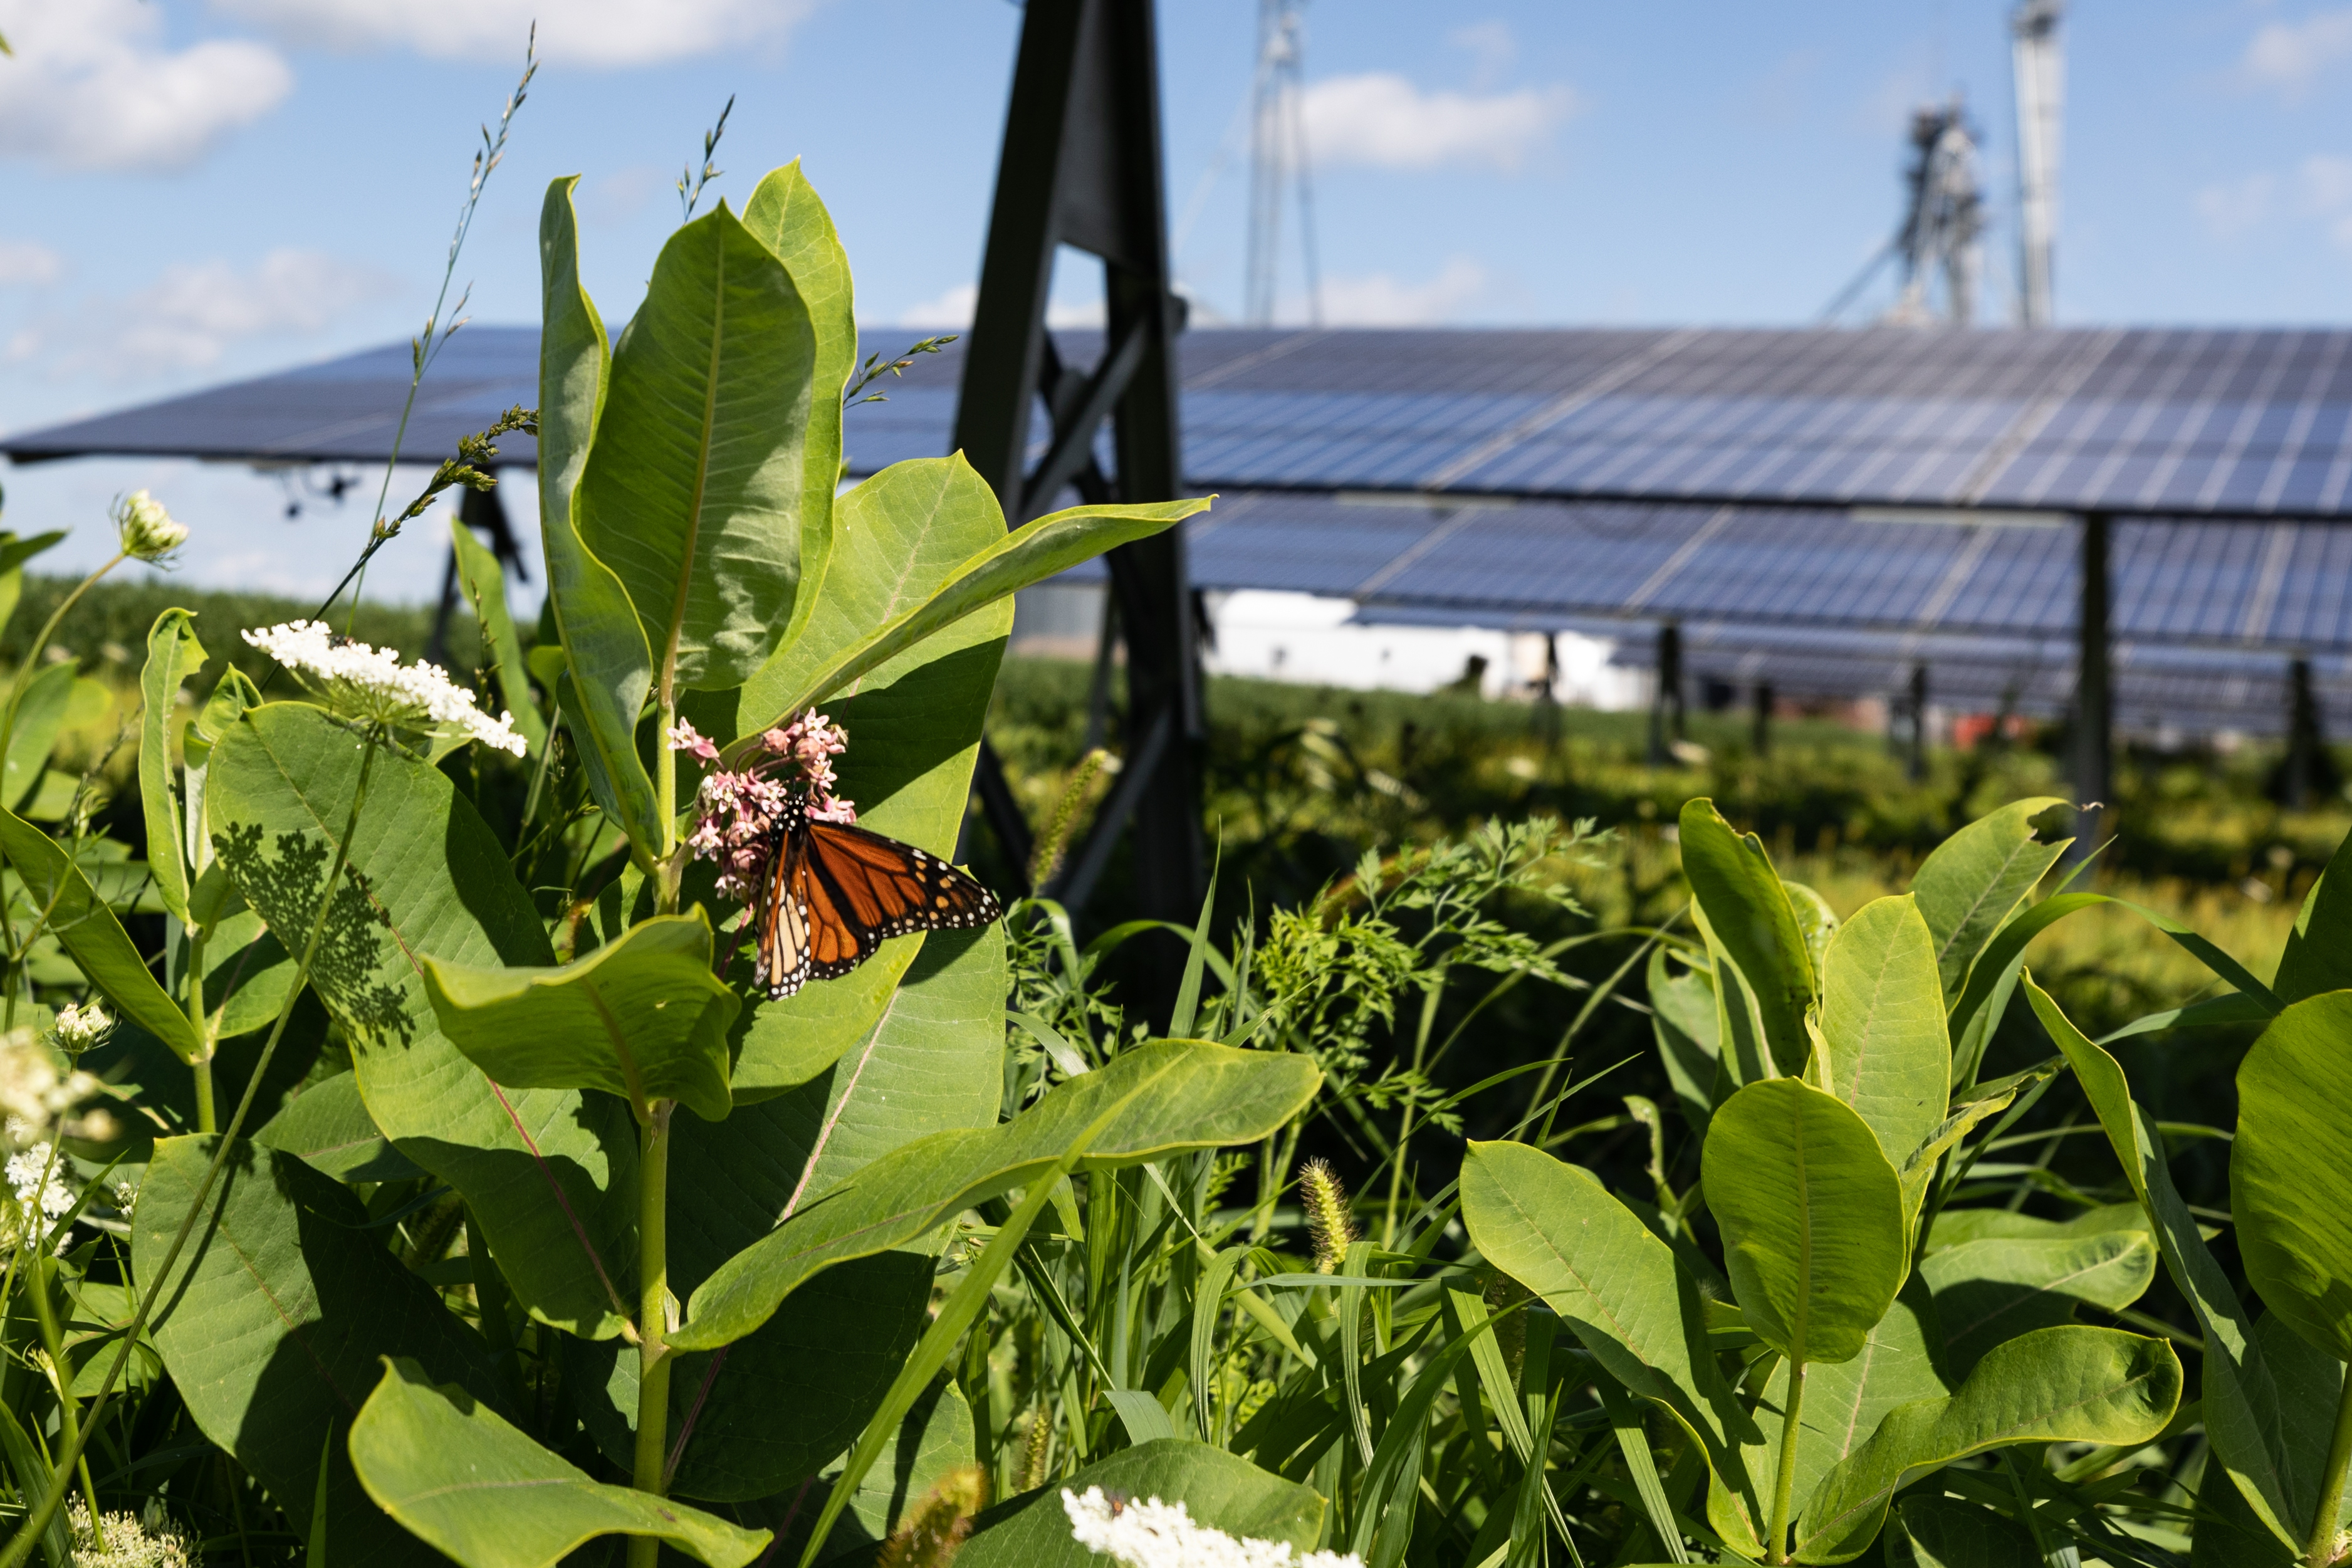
(2, 0, 2351, 602)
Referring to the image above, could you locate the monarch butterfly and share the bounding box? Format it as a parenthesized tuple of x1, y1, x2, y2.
(750, 795, 1002, 999)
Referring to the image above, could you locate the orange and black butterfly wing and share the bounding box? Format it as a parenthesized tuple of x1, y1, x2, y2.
(753, 828, 815, 999)
(798, 818, 1001, 980)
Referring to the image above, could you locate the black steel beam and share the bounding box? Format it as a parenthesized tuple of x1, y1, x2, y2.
(2073, 513, 2111, 854)
(952, 0, 1203, 1017)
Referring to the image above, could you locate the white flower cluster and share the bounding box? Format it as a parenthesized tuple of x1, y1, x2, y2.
(113, 489, 189, 563)
(1063, 1488, 1364, 1568)
(0, 1025, 98, 1134)
(70, 1498, 201, 1568)
(242, 621, 526, 756)
(53, 1001, 111, 1056)
(7, 1141, 74, 1251)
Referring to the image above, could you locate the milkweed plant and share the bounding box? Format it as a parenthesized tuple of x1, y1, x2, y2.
(1, 53, 2349, 1568)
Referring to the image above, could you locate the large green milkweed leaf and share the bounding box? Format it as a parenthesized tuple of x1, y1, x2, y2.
(729, 454, 1011, 1097)
(740, 160, 852, 656)
(5, 659, 78, 811)
(538, 175, 658, 859)
(577, 200, 813, 692)
(350, 1358, 770, 1568)
(449, 515, 548, 759)
(135, 1137, 506, 1568)
(1792, 1325, 2180, 1563)
(958, 1440, 1325, 1568)
(1459, 1138, 1769, 1556)
(1906, 797, 2067, 1005)
(1758, 1278, 1948, 1545)
(1703, 1077, 1906, 1365)
(1920, 1231, 2157, 1379)
(674, 1040, 1319, 1351)
(588, 925, 1006, 1502)
(424, 912, 740, 1124)
(209, 701, 639, 1339)
(0, 806, 203, 1061)
(1816, 894, 1948, 1168)
(2234, 991, 2352, 1361)
(2274, 831, 2352, 1003)
(731, 494, 1209, 757)
(138, 607, 205, 922)
(1678, 798, 1816, 1077)
(2025, 976, 2305, 1549)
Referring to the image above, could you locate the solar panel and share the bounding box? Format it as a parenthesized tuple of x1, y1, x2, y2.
(1180, 493, 2352, 653)
(18, 324, 2352, 520)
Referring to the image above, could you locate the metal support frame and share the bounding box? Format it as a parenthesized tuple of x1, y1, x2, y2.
(2283, 656, 2324, 810)
(1752, 682, 1774, 757)
(954, 0, 1203, 1005)
(2072, 511, 2111, 853)
(1906, 662, 1930, 781)
(426, 479, 528, 665)
(1647, 622, 1684, 765)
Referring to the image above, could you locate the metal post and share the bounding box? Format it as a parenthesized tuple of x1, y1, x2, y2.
(1752, 682, 1774, 758)
(1907, 662, 1930, 781)
(2285, 656, 2319, 810)
(951, 0, 1203, 1012)
(427, 481, 526, 665)
(2072, 513, 2110, 852)
(1648, 623, 1681, 766)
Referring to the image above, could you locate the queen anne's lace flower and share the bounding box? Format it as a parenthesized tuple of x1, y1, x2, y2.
(682, 710, 857, 901)
(0, 1027, 98, 1134)
(69, 1497, 201, 1568)
(242, 621, 526, 756)
(1063, 1488, 1364, 1568)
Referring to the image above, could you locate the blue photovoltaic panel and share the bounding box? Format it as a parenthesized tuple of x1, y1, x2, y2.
(1178, 493, 2352, 653)
(18, 324, 2352, 520)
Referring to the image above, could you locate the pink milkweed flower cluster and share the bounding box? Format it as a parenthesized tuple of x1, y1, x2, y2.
(671, 711, 856, 901)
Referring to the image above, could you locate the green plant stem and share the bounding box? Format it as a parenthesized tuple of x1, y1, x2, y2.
(629, 1097, 677, 1568)
(25, 1258, 101, 1537)
(187, 921, 213, 1132)
(0, 731, 383, 1568)
(1769, 1359, 1807, 1565)
(2304, 1369, 2352, 1567)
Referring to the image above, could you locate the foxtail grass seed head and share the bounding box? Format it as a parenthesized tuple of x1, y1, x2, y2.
(1020, 1404, 1055, 1492)
(1030, 747, 1116, 888)
(113, 489, 189, 563)
(1299, 1158, 1353, 1275)
(877, 1464, 987, 1568)
(241, 621, 526, 756)
(1062, 1487, 1363, 1568)
(51, 1001, 110, 1058)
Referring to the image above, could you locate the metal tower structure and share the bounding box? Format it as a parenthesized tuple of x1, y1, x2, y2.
(2011, 0, 2064, 326)
(953, 0, 1205, 1017)
(1886, 97, 1985, 327)
(1244, 0, 1320, 327)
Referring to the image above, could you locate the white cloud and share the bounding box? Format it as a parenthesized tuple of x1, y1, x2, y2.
(14, 249, 394, 379)
(212, 0, 826, 66)
(1314, 256, 1492, 325)
(2240, 8, 2352, 98)
(2197, 172, 2277, 239)
(0, 0, 291, 172)
(0, 243, 64, 287)
(1301, 73, 1576, 172)
(2304, 154, 2352, 212)
(897, 283, 977, 330)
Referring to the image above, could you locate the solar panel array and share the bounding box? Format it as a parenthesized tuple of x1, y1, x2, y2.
(1590, 620, 2349, 738)
(18, 325, 2352, 520)
(1161, 491, 2352, 654)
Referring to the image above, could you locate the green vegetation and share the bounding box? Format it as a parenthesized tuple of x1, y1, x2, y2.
(2, 140, 2350, 1568)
